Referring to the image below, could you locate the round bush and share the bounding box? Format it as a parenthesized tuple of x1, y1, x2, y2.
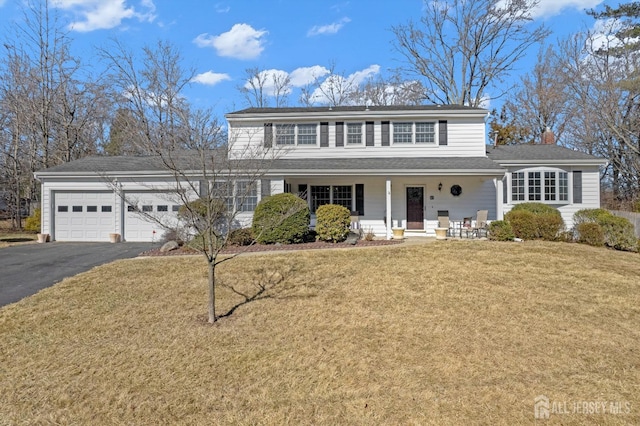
(488, 220, 514, 241)
(573, 209, 637, 252)
(576, 222, 605, 247)
(511, 202, 562, 217)
(252, 193, 310, 244)
(315, 204, 351, 243)
(228, 227, 254, 246)
(504, 210, 537, 240)
(537, 212, 565, 241)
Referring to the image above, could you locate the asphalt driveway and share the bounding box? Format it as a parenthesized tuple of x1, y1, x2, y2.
(0, 242, 154, 307)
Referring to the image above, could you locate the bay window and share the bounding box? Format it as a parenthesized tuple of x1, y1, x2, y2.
(511, 170, 570, 203)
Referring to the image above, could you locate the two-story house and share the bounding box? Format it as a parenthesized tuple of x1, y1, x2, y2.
(35, 105, 605, 242)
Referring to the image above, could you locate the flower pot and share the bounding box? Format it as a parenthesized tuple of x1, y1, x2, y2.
(109, 233, 121, 243)
(435, 227, 448, 240)
(392, 228, 405, 239)
(37, 233, 49, 243)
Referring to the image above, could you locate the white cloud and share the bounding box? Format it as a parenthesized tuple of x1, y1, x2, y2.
(289, 65, 330, 86)
(307, 17, 351, 36)
(52, 0, 156, 32)
(309, 65, 381, 105)
(192, 71, 231, 86)
(215, 3, 230, 13)
(194, 23, 267, 60)
(530, 0, 602, 19)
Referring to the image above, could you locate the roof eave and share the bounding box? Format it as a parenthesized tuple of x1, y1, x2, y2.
(266, 168, 506, 177)
(226, 109, 489, 122)
(493, 159, 606, 167)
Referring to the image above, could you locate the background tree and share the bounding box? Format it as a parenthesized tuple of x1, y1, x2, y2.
(239, 67, 291, 108)
(392, 0, 549, 107)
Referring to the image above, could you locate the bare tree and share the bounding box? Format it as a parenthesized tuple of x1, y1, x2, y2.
(392, 0, 549, 107)
(102, 40, 297, 323)
(238, 67, 291, 108)
(348, 75, 425, 106)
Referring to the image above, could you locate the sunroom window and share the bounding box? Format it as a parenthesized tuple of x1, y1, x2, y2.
(511, 170, 569, 203)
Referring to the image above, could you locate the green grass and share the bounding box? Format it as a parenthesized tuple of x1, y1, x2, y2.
(1, 240, 639, 424)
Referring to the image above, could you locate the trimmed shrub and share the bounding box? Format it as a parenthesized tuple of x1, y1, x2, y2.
(573, 209, 637, 252)
(505, 203, 564, 241)
(537, 213, 565, 241)
(488, 220, 514, 241)
(252, 193, 310, 244)
(228, 227, 254, 246)
(504, 210, 537, 240)
(24, 208, 41, 233)
(510, 202, 562, 217)
(576, 222, 605, 247)
(315, 204, 351, 243)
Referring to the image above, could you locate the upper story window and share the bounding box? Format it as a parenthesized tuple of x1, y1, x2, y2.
(392, 122, 436, 144)
(346, 123, 363, 145)
(511, 170, 569, 203)
(275, 123, 317, 146)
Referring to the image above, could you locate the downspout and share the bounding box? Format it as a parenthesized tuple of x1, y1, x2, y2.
(386, 178, 392, 240)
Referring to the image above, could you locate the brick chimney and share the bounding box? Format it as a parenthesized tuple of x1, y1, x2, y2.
(541, 127, 556, 145)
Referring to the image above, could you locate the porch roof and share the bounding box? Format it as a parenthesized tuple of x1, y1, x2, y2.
(486, 144, 606, 166)
(266, 156, 505, 176)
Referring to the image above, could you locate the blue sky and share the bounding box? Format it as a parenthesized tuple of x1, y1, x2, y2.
(0, 0, 618, 117)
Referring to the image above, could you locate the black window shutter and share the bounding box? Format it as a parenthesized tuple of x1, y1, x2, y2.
(573, 171, 582, 203)
(261, 179, 271, 198)
(335, 122, 344, 147)
(355, 184, 365, 215)
(320, 122, 328, 147)
(366, 121, 374, 147)
(381, 121, 390, 146)
(298, 184, 308, 201)
(264, 123, 273, 148)
(439, 120, 448, 146)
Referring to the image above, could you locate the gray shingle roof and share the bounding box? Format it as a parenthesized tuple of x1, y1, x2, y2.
(486, 144, 604, 162)
(228, 105, 486, 115)
(269, 156, 502, 171)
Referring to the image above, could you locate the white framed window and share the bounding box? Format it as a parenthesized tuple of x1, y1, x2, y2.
(309, 185, 354, 213)
(236, 181, 258, 212)
(392, 122, 436, 144)
(512, 172, 525, 201)
(510, 170, 570, 204)
(275, 123, 318, 146)
(346, 123, 363, 145)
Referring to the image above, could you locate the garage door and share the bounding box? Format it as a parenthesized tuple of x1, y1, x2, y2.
(124, 192, 182, 242)
(54, 192, 115, 241)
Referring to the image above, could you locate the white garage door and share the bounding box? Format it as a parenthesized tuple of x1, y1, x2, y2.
(54, 191, 115, 241)
(124, 192, 182, 242)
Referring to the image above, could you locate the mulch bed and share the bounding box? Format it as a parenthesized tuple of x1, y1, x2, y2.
(140, 239, 404, 257)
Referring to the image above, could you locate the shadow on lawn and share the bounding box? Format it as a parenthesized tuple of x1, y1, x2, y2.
(0, 237, 34, 243)
(218, 264, 309, 319)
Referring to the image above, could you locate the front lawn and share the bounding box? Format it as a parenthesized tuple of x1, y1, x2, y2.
(1, 241, 638, 424)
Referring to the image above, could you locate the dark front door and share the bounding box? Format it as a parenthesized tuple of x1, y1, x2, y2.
(406, 187, 424, 230)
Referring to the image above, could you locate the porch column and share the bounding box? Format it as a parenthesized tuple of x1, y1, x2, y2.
(386, 178, 392, 240)
(494, 177, 504, 220)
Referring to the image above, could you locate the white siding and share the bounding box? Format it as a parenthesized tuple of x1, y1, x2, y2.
(501, 166, 601, 229)
(228, 118, 487, 159)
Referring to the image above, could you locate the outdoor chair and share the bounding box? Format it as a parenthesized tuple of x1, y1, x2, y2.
(470, 209, 489, 238)
(437, 210, 453, 237)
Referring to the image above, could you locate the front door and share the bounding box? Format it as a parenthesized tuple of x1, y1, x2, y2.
(406, 187, 424, 230)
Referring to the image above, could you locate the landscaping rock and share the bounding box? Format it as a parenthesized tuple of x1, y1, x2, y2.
(160, 240, 180, 252)
(345, 231, 360, 245)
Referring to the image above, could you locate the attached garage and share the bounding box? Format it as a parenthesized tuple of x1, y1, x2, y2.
(54, 191, 115, 241)
(123, 191, 182, 242)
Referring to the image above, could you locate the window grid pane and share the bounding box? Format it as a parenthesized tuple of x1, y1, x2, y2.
(297, 124, 317, 145)
(393, 122, 412, 143)
(528, 172, 541, 201)
(276, 124, 295, 145)
(544, 172, 556, 201)
(310, 186, 330, 213)
(212, 182, 234, 211)
(236, 181, 258, 212)
(415, 122, 435, 143)
(346, 123, 362, 145)
(558, 172, 568, 201)
(512, 172, 525, 201)
(332, 186, 352, 211)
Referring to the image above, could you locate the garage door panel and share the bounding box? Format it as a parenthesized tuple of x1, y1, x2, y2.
(124, 192, 181, 242)
(54, 191, 114, 242)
